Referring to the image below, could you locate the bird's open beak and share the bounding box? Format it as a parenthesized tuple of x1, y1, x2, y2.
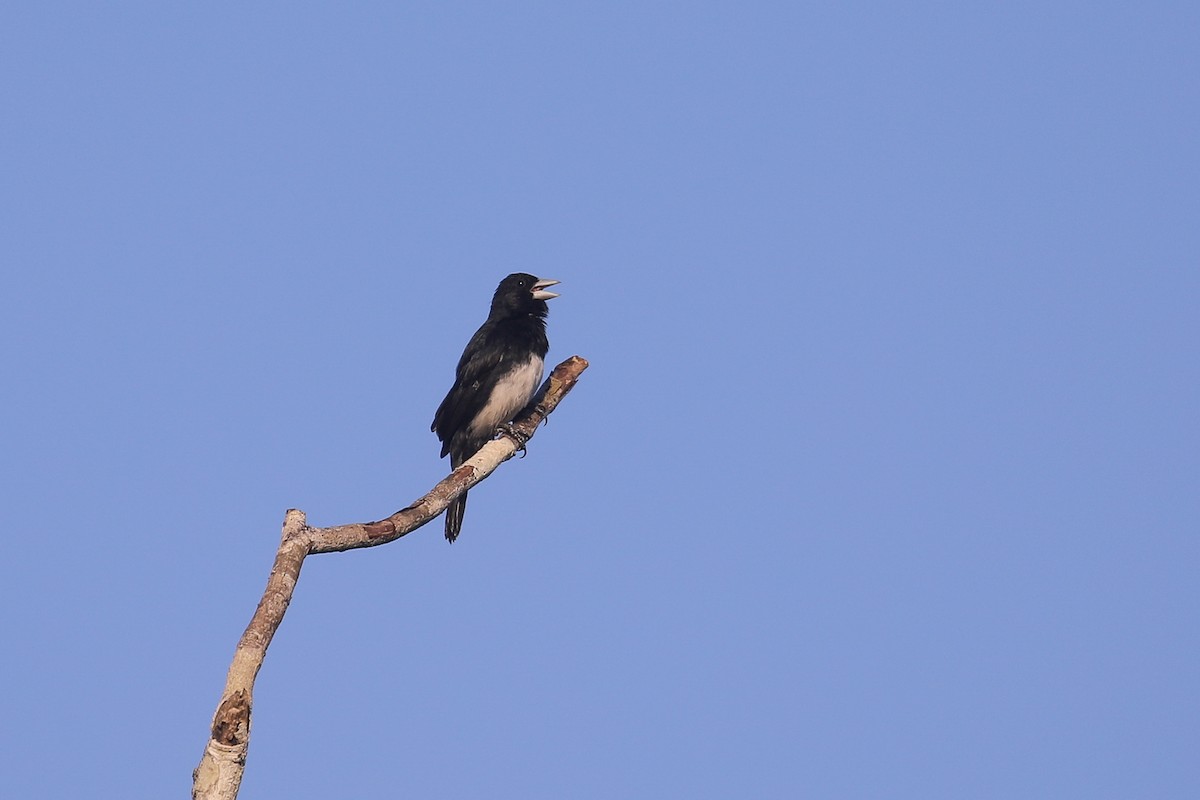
(532, 278, 560, 301)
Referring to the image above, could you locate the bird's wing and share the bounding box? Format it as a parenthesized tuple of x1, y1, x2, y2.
(431, 323, 510, 453)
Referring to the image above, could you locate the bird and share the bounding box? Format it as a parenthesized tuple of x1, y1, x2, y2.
(432, 273, 560, 542)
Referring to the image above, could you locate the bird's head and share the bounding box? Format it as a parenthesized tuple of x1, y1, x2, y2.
(491, 273, 560, 316)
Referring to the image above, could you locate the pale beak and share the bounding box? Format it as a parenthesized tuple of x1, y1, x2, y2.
(532, 278, 561, 301)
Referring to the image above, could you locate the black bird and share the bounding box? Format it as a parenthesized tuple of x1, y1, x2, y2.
(432, 273, 560, 542)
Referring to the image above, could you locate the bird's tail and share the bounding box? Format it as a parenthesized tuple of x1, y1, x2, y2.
(445, 490, 467, 543)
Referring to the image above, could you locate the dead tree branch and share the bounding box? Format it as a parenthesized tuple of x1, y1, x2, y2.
(192, 355, 589, 800)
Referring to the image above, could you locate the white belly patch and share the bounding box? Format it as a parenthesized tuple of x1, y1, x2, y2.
(467, 355, 544, 439)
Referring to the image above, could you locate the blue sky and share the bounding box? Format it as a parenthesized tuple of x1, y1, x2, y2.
(1, 2, 1197, 797)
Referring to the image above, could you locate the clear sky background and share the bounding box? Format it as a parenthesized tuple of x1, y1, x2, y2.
(1, 3, 1197, 798)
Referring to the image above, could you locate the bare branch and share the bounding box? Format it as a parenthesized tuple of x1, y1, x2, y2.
(193, 355, 589, 800)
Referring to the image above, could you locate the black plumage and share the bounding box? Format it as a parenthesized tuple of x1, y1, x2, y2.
(432, 273, 560, 542)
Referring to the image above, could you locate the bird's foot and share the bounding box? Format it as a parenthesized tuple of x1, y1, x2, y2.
(497, 423, 530, 457)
